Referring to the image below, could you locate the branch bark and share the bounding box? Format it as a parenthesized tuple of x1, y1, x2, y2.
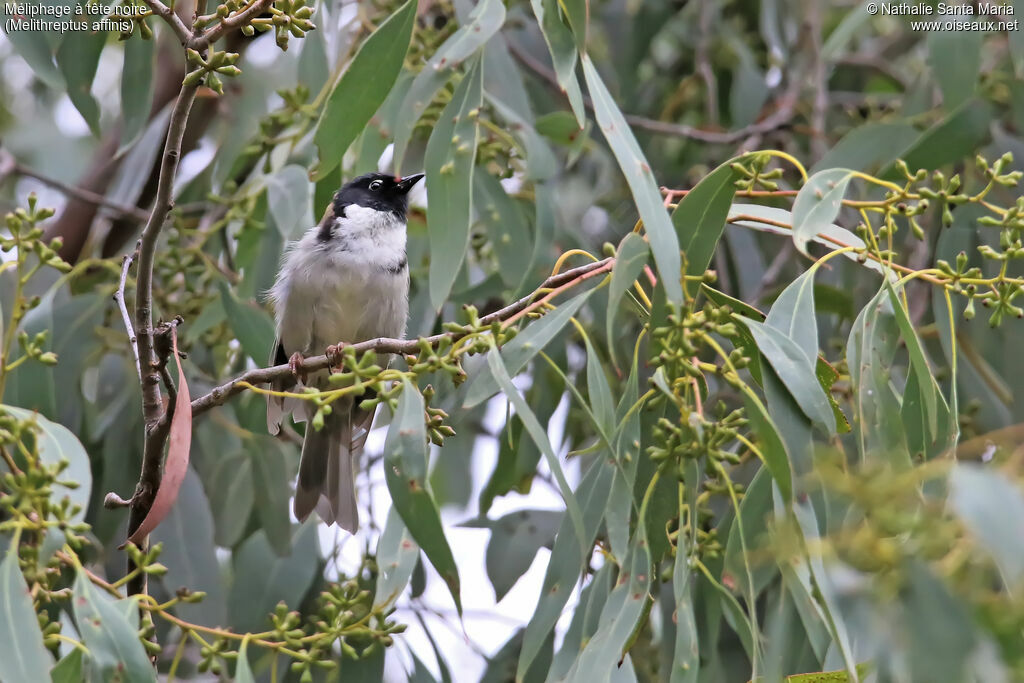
(189, 258, 615, 418)
(191, 0, 275, 49)
(125, 85, 198, 596)
(115, 243, 142, 382)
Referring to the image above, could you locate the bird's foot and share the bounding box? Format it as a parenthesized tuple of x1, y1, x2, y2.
(289, 352, 308, 384)
(326, 343, 346, 371)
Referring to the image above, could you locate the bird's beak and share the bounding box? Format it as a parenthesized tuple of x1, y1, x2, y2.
(396, 173, 425, 194)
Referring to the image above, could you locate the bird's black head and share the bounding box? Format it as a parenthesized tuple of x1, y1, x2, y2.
(332, 172, 424, 222)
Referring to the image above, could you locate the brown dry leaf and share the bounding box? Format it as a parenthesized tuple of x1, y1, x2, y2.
(126, 328, 192, 545)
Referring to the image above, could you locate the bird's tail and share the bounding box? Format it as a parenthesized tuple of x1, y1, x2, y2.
(294, 409, 359, 533)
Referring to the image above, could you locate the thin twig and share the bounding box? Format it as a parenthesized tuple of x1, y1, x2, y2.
(126, 85, 198, 597)
(192, 0, 275, 49)
(1, 149, 153, 223)
(140, 0, 192, 45)
(115, 243, 142, 381)
(189, 258, 614, 418)
(507, 39, 798, 145)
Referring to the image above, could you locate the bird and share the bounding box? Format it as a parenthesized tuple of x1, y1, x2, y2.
(266, 171, 424, 532)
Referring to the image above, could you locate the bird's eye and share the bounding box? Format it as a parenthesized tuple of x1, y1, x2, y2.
(369, 180, 384, 191)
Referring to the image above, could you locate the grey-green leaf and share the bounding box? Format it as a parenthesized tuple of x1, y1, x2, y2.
(217, 282, 275, 364)
(463, 286, 595, 408)
(483, 509, 562, 601)
(71, 569, 155, 683)
(383, 378, 462, 613)
(228, 524, 319, 634)
(948, 464, 1024, 585)
(119, 36, 155, 151)
(266, 164, 314, 240)
(581, 54, 682, 304)
(673, 158, 743, 282)
(391, 0, 505, 169)
(791, 168, 854, 256)
(425, 56, 484, 310)
(564, 528, 652, 683)
(0, 547, 52, 682)
(5, 406, 91, 524)
(313, 0, 417, 178)
(374, 507, 420, 607)
(737, 317, 836, 434)
(606, 232, 649, 360)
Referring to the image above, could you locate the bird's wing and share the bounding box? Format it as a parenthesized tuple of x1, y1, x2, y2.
(266, 338, 296, 435)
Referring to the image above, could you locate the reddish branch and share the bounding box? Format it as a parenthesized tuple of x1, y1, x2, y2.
(189, 257, 615, 418)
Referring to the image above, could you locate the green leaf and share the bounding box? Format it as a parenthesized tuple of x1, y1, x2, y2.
(564, 528, 652, 683)
(49, 649, 83, 683)
(560, 0, 588, 51)
(0, 2, 63, 88)
(479, 509, 562, 601)
(812, 123, 920, 174)
(313, 0, 417, 178)
(581, 333, 615, 439)
(482, 627, 553, 683)
(791, 169, 854, 257)
(581, 54, 682, 304)
(107, 106, 172, 211)
(949, 464, 1024, 585)
(765, 267, 818, 363)
(72, 569, 155, 683)
(518, 461, 614, 678)
(250, 440, 293, 556)
(846, 289, 910, 466)
(886, 284, 938, 439)
(927, 29, 982, 111)
(726, 204, 887, 277)
(791, 502, 859, 678)
(374, 507, 420, 607)
(0, 546, 52, 682)
(217, 282, 275, 364)
(724, 467, 778, 600)
(606, 232, 649, 362)
(549, 563, 613, 680)
(391, 0, 505, 169)
(674, 157, 743, 283)
(487, 349, 587, 561)
(671, 460, 701, 683)
(473, 170, 533, 287)
(463, 287, 595, 408)
(266, 164, 313, 240)
(152, 468, 228, 627)
(737, 317, 836, 434)
(383, 378, 462, 613)
(209, 451, 254, 548)
(55, 14, 104, 136)
(4, 406, 91, 524)
(425, 55, 484, 310)
(728, 40, 769, 128)
(742, 392, 793, 503)
(235, 638, 256, 683)
(119, 35, 155, 151)
(228, 524, 319, 634)
(900, 564, 976, 681)
(529, 0, 585, 124)
(894, 99, 992, 176)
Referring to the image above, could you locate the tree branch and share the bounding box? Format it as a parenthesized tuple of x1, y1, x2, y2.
(125, 85, 197, 596)
(140, 0, 192, 45)
(190, 257, 615, 418)
(115, 243, 142, 382)
(0, 149, 154, 224)
(192, 0, 275, 49)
